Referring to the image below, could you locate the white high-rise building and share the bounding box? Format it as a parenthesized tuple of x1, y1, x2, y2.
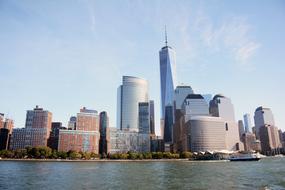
(209, 94, 241, 151)
(117, 76, 148, 131)
(209, 94, 235, 121)
(174, 85, 194, 110)
(183, 94, 210, 122)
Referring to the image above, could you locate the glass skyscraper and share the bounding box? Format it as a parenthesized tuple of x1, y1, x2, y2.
(117, 76, 149, 131)
(159, 31, 177, 119)
(254, 106, 275, 139)
(243, 113, 252, 133)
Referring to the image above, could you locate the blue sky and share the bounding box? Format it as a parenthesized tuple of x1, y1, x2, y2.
(0, 0, 284, 134)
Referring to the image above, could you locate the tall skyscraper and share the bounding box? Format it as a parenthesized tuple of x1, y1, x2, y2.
(117, 76, 148, 131)
(238, 120, 245, 139)
(259, 125, 281, 155)
(149, 100, 155, 135)
(183, 94, 210, 121)
(209, 94, 235, 121)
(173, 86, 194, 110)
(159, 29, 177, 120)
(173, 86, 193, 152)
(138, 102, 150, 134)
(254, 106, 275, 139)
(209, 95, 241, 151)
(164, 104, 174, 144)
(99, 111, 109, 155)
(243, 113, 252, 133)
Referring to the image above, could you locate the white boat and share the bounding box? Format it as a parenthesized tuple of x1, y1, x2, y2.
(229, 153, 261, 161)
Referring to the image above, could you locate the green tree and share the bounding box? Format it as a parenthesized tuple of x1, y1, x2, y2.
(180, 151, 193, 159)
(38, 146, 52, 158)
(143, 152, 152, 159)
(128, 152, 139, 159)
(163, 152, 172, 159)
(50, 150, 59, 159)
(29, 147, 41, 158)
(68, 150, 81, 160)
(0, 150, 14, 158)
(90, 152, 100, 159)
(152, 152, 163, 159)
(14, 149, 27, 159)
(81, 152, 91, 160)
(57, 151, 68, 159)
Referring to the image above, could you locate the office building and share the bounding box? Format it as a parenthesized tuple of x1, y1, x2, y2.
(138, 102, 150, 134)
(209, 94, 235, 121)
(238, 120, 245, 139)
(241, 132, 261, 152)
(172, 86, 193, 152)
(9, 106, 52, 150)
(0, 115, 14, 150)
(159, 30, 177, 132)
(151, 137, 165, 152)
(164, 104, 174, 144)
(259, 125, 282, 155)
(58, 130, 99, 153)
(243, 113, 252, 133)
(184, 94, 209, 121)
(68, 116, 76, 130)
(117, 76, 148, 131)
(209, 95, 241, 151)
(202, 94, 212, 107)
(173, 86, 194, 110)
(77, 107, 99, 131)
(108, 128, 150, 153)
(190, 116, 226, 152)
(58, 107, 100, 153)
(10, 128, 51, 150)
(48, 122, 66, 150)
(254, 106, 275, 139)
(99, 111, 109, 155)
(149, 100, 155, 135)
(0, 128, 9, 150)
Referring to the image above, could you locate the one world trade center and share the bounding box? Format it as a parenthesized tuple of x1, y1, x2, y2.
(159, 28, 177, 138)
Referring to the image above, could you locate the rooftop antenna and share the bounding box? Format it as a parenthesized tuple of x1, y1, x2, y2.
(165, 25, 168, 46)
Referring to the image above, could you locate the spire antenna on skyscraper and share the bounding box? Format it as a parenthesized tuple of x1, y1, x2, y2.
(165, 25, 168, 46)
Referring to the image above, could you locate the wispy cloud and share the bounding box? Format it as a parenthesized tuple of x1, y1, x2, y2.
(195, 13, 261, 66)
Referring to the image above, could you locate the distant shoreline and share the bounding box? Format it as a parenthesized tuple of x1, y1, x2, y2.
(0, 158, 230, 162)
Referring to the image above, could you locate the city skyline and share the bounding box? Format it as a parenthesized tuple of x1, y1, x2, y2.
(0, 1, 285, 134)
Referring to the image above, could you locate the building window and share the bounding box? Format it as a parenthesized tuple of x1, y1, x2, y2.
(225, 123, 228, 131)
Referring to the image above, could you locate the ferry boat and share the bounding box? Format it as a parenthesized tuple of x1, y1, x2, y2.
(229, 153, 261, 161)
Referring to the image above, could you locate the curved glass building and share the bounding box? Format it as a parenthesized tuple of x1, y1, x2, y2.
(117, 76, 148, 131)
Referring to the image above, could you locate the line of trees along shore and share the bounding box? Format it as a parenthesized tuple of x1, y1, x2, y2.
(0, 146, 194, 160)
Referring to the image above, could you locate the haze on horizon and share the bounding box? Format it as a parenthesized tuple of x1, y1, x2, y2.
(0, 0, 284, 134)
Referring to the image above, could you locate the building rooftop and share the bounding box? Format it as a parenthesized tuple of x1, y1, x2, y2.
(185, 94, 204, 99)
(213, 94, 226, 100)
(255, 106, 271, 112)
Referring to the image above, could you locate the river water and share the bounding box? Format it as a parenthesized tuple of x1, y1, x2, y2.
(0, 157, 284, 190)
